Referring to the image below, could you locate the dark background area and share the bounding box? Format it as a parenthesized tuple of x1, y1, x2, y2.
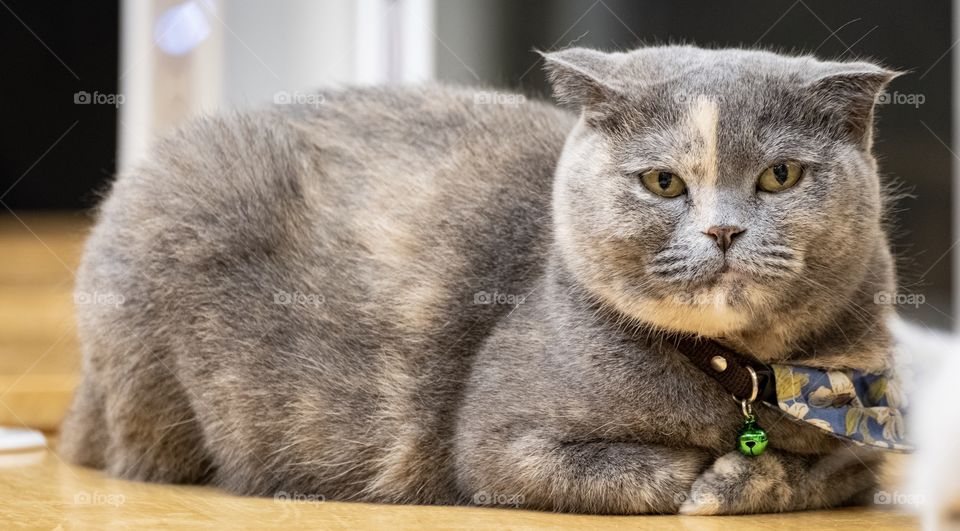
(0, 0, 953, 328)
(0, 1, 119, 210)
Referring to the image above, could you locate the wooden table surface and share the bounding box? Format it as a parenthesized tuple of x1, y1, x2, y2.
(0, 213, 86, 430)
(0, 213, 920, 529)
(0, 445, 917, 530)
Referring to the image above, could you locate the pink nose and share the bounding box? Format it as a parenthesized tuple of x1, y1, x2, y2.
(705, 225, 745, 252)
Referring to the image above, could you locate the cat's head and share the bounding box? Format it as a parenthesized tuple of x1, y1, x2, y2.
(545, 46, 901, 361)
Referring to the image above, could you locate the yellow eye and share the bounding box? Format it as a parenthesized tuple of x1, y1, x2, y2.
(758, 162, 803, 192)
(640, 170, 687, 198)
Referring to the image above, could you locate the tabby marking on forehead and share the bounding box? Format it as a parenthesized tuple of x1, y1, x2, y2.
(689, 95, 719, 187)
(685, 96, 720, 224)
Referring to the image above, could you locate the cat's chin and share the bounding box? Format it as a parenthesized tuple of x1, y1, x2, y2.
(695, 266, 749, 289)
(601, 286, 756, 338)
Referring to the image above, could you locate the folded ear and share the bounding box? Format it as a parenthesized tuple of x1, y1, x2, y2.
(804, 65, 903, 149)
(540, 48, 627, 130)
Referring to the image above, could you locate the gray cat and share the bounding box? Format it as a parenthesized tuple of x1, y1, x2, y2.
(60, 45, 901, 515)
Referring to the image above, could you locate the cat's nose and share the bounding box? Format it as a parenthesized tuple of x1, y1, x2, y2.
(704, 225, 745, 253)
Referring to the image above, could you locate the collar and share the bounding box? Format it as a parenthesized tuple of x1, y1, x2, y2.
(670, 334, 912, 452)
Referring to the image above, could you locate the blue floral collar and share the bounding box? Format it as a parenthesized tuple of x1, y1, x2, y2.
(768, 364, 911, 451)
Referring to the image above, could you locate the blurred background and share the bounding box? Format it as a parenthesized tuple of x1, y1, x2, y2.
(0, 0, 955, 430)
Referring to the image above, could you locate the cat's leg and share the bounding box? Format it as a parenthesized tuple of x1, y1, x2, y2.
(97, 348, 214, 484)
(58, 375, 108, 469)
(680, 446, 882, 514)
(455, 431, 712, 514)
(61, 349, 213, 483)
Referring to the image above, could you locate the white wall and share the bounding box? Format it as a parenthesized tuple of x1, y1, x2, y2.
(220, 0, 356, 106)
(119, 0, 435, 170)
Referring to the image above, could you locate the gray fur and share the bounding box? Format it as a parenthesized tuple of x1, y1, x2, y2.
(60, 45, 900, 514)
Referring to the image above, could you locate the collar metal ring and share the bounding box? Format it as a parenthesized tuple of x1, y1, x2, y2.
(732, 365, 760, 406)
(745, 365, 759, 403)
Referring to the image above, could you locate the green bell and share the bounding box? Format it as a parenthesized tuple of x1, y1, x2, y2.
(737, 416, 768, 456)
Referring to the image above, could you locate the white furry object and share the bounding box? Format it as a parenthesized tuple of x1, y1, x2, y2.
(895, 317, 960, 529)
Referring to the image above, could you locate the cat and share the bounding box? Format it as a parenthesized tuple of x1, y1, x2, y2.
(60, 45, 902, 515)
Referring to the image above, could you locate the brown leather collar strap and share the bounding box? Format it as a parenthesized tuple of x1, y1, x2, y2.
(668, 334, 776, 403)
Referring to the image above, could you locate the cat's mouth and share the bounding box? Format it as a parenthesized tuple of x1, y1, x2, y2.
(699, 264, 750, 290)
(676, 267, 757, 311)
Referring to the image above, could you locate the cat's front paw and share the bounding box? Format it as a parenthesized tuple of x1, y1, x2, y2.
(678, 451, 794, 515)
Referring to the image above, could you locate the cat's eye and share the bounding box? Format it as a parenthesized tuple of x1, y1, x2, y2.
(640, 170, 687, 198)
(757, 162, 803, 193)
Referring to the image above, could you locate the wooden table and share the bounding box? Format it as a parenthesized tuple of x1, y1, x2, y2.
(0, 445, 917, 529)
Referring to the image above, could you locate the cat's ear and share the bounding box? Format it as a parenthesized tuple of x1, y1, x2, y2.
(540, 48, 626, 129)
(804, 65, 904, 148)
